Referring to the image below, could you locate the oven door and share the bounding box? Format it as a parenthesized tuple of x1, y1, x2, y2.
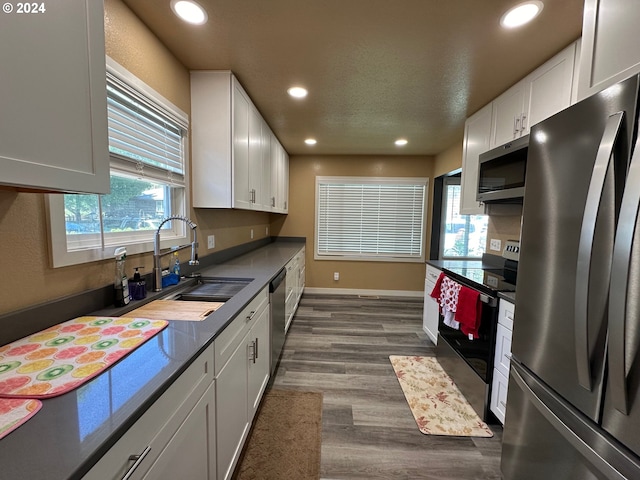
(437, 297, 498, 382)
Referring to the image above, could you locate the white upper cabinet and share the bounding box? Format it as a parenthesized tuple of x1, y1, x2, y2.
(578, 0, 640, 100)
(190, 71, 289, 212)
(0, 0, 109, 194)
(270, 139, 289, 214)
(491, 42, 577, 148)
(490, 81, 527, 148)
(460, 103, 493, 215)
(524, 42, 577, 133)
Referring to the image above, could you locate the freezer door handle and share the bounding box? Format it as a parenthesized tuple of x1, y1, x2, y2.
(609, 125, 640, 415)
(575, 111, 624, 390)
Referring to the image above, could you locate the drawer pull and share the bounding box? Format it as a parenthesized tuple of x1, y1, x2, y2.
(500, 400, 507, 408)
(505, 353, 512, 360)
(122, 446, 151, 480)
(246, 310, 256, 322)
(255, 337, 259, 359)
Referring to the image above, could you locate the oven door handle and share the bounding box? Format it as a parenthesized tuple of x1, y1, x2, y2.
(479, 293, 497, 307)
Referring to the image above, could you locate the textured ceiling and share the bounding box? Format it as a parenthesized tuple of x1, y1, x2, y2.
(122, 0, 583, 156)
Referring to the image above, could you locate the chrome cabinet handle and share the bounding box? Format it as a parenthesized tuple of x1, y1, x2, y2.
(521, 113, 527, 131)
(504, 352, 512, 360)
(248, 341, 256, 363)
(514, 115, 520, 135)
(121, 446, 151, 480)
(575, 111, 623, 391)
(246, 310, 256, 322)
(500, 400, 507, 408)
(255, 337, 259, 359)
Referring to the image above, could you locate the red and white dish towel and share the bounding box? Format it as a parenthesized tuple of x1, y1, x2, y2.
(430, 273, 482, 339)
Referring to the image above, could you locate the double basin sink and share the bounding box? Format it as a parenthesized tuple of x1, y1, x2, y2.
(162, 276, 254, 303)
(125, 277, 254, 322)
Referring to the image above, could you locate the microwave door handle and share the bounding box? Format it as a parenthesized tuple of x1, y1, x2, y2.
(575, 111, 624, 391)
(609, 128, 640, 415)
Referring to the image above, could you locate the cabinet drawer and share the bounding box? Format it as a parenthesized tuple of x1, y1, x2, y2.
(490, 369, 509, 425)
(498, 299, 515, 330)
(214, 288, 268, 375)
(494, 322, 513, 379)
(83, 343, 214, 480)
(426, 265, 441, 283)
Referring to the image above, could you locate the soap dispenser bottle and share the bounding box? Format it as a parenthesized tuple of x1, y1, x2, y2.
(173, 252, 181, 277)
(130, 267, 147, 300)
(114, 247, 130, 307)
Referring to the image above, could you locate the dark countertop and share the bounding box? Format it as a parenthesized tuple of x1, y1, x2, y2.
(0, 239, 305, 480)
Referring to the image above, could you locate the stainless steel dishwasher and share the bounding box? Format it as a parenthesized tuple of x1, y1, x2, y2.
(269, 268, 286, 375)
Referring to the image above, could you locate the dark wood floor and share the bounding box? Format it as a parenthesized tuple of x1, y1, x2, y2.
(272, 293, 503, 480)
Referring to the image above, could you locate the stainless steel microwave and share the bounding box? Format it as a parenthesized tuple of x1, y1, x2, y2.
(477, 135, 528, 203)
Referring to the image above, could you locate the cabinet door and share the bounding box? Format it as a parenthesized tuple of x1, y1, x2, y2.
(490, 369, 509, 424)
(460, 103, 492, 215)
(524, 43, 576, 134)
(578, 0, 640, 100)
(423, 279, 439, 345)
(277, 144, 289, 213)
(247, 105, 263, 210)
(233, 82, 251, 209)
(0, 0, 109, 193)
(490, 81, 526, 148)
(216, 335, 249, 480)
(247, 305, 271, 420)
(143, 382, 216, 480)
(260, 123, 273, 211)
(270, 134, 280, 212)
(494, 322, 513, 379)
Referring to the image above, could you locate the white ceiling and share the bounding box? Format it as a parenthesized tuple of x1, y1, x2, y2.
(122, 0, 583, 156)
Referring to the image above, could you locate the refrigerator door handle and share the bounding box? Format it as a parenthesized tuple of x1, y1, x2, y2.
(609, 129, 640, 415)
(575, 111, 624, 390)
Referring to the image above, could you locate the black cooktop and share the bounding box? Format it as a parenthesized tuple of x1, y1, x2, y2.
(444, 266, 517, 295)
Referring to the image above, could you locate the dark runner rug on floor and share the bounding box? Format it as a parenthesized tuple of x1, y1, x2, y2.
(233, 389, 323, 480)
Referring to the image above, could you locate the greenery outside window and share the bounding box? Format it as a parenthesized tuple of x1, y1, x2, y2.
(315, 176, 428, 262)
(47, 57, 189, 267)
(440, 177, 487, 259)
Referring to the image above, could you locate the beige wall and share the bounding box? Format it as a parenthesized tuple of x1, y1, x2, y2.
(433, 142, 462, 177)
(273, 155, 434, 293)
(0, 0, 270, 316)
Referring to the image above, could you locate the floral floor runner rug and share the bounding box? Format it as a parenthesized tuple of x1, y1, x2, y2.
(389, 355, 493, 437)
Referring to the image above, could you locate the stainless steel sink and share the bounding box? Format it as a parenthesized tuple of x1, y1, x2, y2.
(163, 277, 253, 302)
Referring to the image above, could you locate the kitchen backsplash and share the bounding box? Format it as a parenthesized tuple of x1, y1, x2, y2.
(486, 210, 522, 254)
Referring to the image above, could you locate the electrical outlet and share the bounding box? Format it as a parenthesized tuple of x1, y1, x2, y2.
(207, 235, 215, 249)
(333, 272, 340, 281)
(490, 239, 502, 251)
(250, 229, 254, 239)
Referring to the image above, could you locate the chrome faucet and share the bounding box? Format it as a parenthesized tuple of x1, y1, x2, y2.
(153, 215, 199, 291)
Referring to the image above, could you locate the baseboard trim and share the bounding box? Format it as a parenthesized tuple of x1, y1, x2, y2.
(303, 287, 423, 298)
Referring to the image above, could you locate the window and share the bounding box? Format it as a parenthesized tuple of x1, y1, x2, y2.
(440, 177, 487, 259)
(47, 58, 189, 267)
(315, 176, 428, 262)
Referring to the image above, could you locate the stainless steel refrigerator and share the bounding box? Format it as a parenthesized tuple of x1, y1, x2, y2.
(501, 74, 640, 479)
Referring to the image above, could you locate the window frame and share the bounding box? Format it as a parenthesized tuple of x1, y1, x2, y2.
(314, 176, 428, 263)
(46, 57, 190, 268)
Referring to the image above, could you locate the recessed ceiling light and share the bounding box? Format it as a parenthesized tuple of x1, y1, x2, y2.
(171, 0, 208, 25)
(288, 87, 308, 99)
(305, 138, 317, 145)
(500, 1, 543, 28)
(395, 139, 408, 146)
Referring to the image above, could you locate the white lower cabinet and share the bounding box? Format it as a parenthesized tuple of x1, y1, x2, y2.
(214, 287, 269, 480)
(490, 299, 515, 424)
(423, 265, 442, 345)
(285, 247, 305, 333)
(247, 305, 271, 420)
(83, 344, 216, 480)
(143, 382, 216, 480)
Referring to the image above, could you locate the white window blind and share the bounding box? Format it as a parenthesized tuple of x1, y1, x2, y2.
(106, 73, 186, 182)
(316, 177, 427, 261)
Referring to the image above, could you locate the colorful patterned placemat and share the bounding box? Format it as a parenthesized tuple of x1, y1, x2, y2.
(0, 398, 42, 440)
(0, 317, 168, 399)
